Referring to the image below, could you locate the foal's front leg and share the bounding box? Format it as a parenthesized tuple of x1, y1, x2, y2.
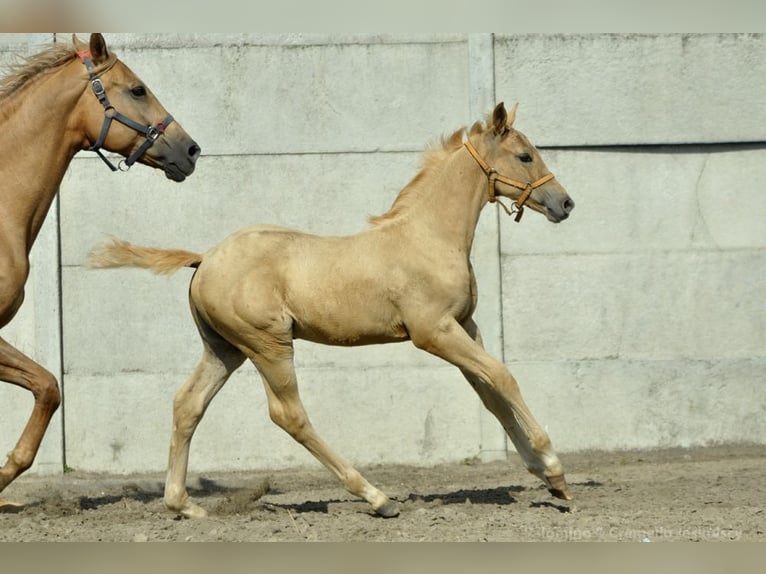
(411, 317, 572, 500)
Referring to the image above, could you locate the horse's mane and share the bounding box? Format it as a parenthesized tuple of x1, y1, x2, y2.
(368, 119, 486, 226)
(0, 39, 114, 101)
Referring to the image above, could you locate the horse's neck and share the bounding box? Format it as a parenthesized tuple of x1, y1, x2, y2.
(0, 62, 84, 252)
(400, 147, 487, 254)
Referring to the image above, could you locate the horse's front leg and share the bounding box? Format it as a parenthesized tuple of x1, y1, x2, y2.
(410, 316, 572, 500)
(0, 256, 62, 510)
(0, 336, 61, 510)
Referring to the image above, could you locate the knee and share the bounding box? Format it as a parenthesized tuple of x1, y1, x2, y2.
(34, 369, 61, 412)
(7, 449, 35, 474)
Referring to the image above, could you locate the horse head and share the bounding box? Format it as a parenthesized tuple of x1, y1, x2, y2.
(73, 33, 201, 182)
(467, 102, 574, 223)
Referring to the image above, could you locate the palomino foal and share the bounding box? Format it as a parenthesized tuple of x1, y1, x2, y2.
(0, 33, 200, 510)
(89, 102, 575, 519)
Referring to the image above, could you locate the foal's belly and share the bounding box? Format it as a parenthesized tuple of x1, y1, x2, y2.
(290, 307, 410, 347)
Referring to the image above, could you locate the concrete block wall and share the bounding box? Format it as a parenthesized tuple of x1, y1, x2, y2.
(1, 33, 764, 477)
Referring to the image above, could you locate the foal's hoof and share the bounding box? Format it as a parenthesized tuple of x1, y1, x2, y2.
(181, 503, 208, 519)
(167, 500, 208, 519)
(0, 499, 24, 514)
(374, 500, 400, 518)
(546, 474, 574, 501)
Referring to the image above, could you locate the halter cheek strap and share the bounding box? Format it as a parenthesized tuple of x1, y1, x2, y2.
(77, 49, 174, 172)
(464, 140, 555, 222)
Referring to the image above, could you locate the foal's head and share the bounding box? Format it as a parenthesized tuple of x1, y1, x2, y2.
(470, 102, 574, 223)
(73, 34, 201, 181)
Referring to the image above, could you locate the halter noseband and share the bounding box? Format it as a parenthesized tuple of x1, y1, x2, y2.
(77, 49, 174, 172)
(464, 140, 555, 222)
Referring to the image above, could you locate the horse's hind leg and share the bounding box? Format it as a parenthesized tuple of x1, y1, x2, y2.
(411, 317, 571, 501)
(251, 346, 398, 517)
(0, 336, 61, 510)
(163, 313, 246, 518)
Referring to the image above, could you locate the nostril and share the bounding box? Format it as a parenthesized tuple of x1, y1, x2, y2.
(563, 197, 575, 213)
(188, 143, 201, 158)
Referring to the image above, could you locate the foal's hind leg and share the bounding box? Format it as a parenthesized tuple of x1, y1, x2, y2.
(250, 346, 398, 517)
(0, 337, 61, 510)
(163, 318, 246, 518)
(411, 317, 572, 501)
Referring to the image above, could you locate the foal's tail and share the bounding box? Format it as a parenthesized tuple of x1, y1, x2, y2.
(87, 237, 202, 275)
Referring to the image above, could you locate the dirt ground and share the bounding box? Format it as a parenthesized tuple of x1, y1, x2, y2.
(0, 444, 763, 542)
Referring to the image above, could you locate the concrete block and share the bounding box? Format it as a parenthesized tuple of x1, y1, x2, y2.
(512, 358, 766, 452)
(501, 251, 766, 363)
(496, 34, 766, 146)
(105, 35, 470, 156)
(503, 148, 766, 255)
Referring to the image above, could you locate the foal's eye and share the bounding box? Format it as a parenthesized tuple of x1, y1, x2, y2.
(518, 152, 533, 163)
(130, 86, 147, 97)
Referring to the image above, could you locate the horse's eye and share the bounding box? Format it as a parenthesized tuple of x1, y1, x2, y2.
(518, 153, 533, 163)
(130, 86, 147, 97)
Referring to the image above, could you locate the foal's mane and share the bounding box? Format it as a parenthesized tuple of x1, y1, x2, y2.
(0, 40, 114, 101)
(368, 119, 486, 226)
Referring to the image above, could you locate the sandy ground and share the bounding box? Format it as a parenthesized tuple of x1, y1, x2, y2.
(0, 444, 763, 542)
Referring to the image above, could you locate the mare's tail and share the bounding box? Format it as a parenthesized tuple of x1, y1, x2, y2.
(87, 237, 202, 275)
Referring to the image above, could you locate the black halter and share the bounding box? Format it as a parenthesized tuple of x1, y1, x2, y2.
(77, 49, 174, 172)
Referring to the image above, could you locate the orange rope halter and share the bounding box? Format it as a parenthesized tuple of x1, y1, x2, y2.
(464, 141, 555, 222)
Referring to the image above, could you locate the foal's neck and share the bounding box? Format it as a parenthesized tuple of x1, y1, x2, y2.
(0, 60, 85, 252)
(403, 145, 488, 255)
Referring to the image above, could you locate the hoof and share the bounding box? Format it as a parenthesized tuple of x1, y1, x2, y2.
(374, 500, 400, 518)
(167, 500, 208, 519)
(180, 503, 208, 519)
(0, 499, 24, 514)
(546, 474, 573, 501)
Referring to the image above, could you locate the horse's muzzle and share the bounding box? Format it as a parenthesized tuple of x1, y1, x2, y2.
(545, 195, 575, 223)
(161, 140, 201, 182)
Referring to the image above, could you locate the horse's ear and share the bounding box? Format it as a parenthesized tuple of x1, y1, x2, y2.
(492, 102, 507, 135)
(89, 33, 109, 64)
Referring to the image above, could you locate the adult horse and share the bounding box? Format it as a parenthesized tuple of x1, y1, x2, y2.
(89, 102, 574, 519)
(0, 33, 200, 510)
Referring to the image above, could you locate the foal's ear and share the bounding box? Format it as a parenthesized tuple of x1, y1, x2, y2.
(89, 33, 109, 64)
(492, 101, 520, 136)
(492, 102, 508, 135)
